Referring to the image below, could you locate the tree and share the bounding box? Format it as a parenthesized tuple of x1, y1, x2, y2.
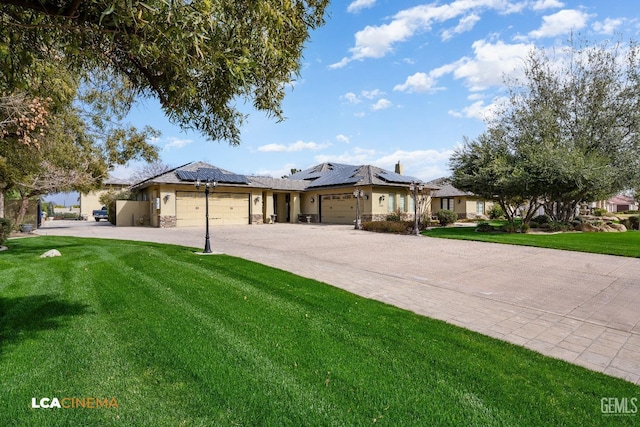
(1, 0, 329, 145)
(282, 168, 302, 178)
(130, 161, 173, 183)
(450, 129, 541, 226)
(451, 38, 640, 224)
(0, 60, 159, 223)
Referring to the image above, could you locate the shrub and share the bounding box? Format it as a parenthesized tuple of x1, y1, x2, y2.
(0, 218, 12, 245)
(386, 210, 402, 222)
(620, 218, 632, 230)
(475, 222, 494, 232)
(501, 223, 517, 233)
(520, 223, 530, 233)
(487, 204, 504, 220)
(548, 221, 571, 232)
(361, 221, 412, 234)
(531, 214, 551, 225)
(593, 208, 608, 216)
(436, 210, 458, 226)
(629, 216, 640, 230)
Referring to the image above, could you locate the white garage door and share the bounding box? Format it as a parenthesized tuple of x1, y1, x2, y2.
(320, 193, 356, 224)
(176, 192, 249, 226)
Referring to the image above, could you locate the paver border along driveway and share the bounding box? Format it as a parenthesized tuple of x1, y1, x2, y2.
(36, 221, 640, 384)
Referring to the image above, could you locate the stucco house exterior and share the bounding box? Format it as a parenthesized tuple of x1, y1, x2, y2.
(109, 161, 437, 227)
(428, 177, 494, 219)
(79, 176, 131, 220)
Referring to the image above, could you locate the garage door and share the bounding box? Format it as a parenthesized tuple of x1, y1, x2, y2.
(320, 193, 356, 224)
(176, 192, 249, 226)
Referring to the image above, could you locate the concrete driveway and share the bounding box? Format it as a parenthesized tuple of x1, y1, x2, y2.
(36, 220, 640, 384)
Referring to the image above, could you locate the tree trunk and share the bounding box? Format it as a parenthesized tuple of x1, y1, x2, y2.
(0, 190, 4, 219)
(15, 194, 30, 227)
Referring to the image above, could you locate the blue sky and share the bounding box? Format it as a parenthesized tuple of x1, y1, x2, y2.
(114, 0, 640, 182)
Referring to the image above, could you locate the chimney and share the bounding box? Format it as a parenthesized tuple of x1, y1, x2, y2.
(395, 161, 403, 175)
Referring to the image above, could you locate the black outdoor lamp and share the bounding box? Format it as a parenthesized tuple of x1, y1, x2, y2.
(353, 188, 365, 230)
(195, 178, 217, 253)
(409, 181, 424, 236)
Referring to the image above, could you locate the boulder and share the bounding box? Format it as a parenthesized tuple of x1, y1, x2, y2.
(574, 223, 599, 232)
(40, 249, 61, 258)
(607, 223, 627, 232)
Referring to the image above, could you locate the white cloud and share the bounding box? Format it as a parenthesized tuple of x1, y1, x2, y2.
(164, 137, 193, 150)
(342, 92, 361, 104)
(527, 9, 589, 39)
(448, 97, 508, 121)
(347, 0, 376, 13)
(336, 134, 350, 144)
(441, 13, 481, 41)
(330, 0, 522, 68)
(532, 0, 564, 11)
(314, 147, 455, 180)
(258, 140, 331, 152)
(371, 98, 392, 110)
(361, 89, 384, 99)
(592, 18, 624, 35)
(255, 163, 298, 179)
(394, 72, 439, 93)
(450, 39, 533, 91)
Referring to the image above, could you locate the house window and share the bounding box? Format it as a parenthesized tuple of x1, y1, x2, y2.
(388, 193, 395, 212)
(408, 195, 415, 213)
(399, 194, 406, 212)
(476, 201, 484, 215)
(441, 198, 454, 210)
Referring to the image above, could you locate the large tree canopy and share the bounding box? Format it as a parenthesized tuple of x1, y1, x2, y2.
(0, 58, 159, 221)
(1, 0, 329, 144)
(451, 38, 640, 224)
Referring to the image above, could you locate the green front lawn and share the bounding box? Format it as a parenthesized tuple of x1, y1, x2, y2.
(1, 237, 638, 426)
(424, 226, 640, 257)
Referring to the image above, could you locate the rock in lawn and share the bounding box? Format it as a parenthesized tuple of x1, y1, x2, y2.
(40, 249, 61, 258)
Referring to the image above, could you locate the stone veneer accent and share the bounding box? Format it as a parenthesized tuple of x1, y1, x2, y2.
(251, 214, 264, 224)
(159, 215, 177, 228)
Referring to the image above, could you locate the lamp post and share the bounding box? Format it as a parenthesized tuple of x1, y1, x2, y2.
(409, 181, 424, 236)
(353, 188, 364, 229)
(195, 178, 217, 253)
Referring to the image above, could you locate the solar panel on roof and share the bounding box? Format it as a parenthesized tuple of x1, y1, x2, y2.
(307, 165, 362, 188)
(376, 171, 418, 184)
(176, 168, 249, 184)
(176, 170, 198, 181)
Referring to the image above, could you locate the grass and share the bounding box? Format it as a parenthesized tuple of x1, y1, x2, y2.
(1, 236, 638, 426)
(424, 226, 640, 258)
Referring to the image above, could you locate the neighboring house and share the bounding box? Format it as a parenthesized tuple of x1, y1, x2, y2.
(79, 176, 131, 220)
(604, 195, 638, 213)
(106, 161, 438, 227)
(428, 177, 494, 219)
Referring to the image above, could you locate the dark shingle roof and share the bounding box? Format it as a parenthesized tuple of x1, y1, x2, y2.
(427, 177, 475, 197)
(249, 176, 309, 191)
(291, 162, 438, 189)
(131, 161, 440, 192)
(131, 162, 262, 189)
